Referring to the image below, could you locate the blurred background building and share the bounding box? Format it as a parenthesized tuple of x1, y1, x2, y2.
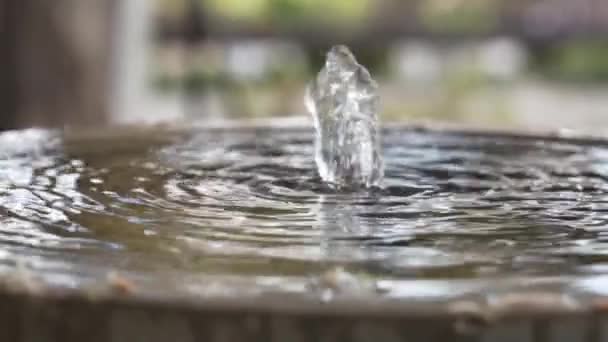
(4, 0, 608, 132)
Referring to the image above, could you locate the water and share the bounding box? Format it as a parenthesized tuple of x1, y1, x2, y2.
(3, 126, 608, 299)
(306, 45, 383, 189)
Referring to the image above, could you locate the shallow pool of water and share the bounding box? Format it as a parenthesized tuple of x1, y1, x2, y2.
(2, 125, 608, 300)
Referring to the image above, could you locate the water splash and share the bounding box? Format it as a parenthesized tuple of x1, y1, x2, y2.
(305, 45, 384, 189)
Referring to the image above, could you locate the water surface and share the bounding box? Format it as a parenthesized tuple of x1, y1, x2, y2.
(2, 126, 608, 299)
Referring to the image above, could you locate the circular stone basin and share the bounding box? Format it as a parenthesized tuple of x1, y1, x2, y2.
(2, 123, 608, 341)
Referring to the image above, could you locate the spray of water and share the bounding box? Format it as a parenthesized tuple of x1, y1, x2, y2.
(305, 45, 384, 189)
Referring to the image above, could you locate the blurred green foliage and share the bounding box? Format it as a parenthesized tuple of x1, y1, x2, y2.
(419, 0, 499, 33)
(158, 0, 372, 27)
(152, 0, 608, 124)
(153, 0, 608, 86)
(536, 42, 608, 83)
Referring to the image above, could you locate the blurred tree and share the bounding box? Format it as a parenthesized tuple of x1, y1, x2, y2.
(0, 0, 115, 129)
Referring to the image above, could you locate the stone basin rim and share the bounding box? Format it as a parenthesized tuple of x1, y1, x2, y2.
(0, 277, 604, 321)
(61, 117, 608, 148)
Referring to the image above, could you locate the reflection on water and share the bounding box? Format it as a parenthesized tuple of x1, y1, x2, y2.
(2, 127, 608, 298)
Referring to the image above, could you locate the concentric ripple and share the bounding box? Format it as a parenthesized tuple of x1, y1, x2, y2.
(3, 126, 608, 293)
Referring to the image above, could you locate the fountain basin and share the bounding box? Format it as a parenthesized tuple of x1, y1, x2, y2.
(2, 121, 608, 341)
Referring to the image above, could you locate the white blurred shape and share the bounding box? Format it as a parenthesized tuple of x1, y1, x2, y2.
(478, 38, 528, 80)
(111, 0, 183, 124)
(225, 40, 307, 81)
(390, 41, 442, 83)
(226, 41, 270, 81)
